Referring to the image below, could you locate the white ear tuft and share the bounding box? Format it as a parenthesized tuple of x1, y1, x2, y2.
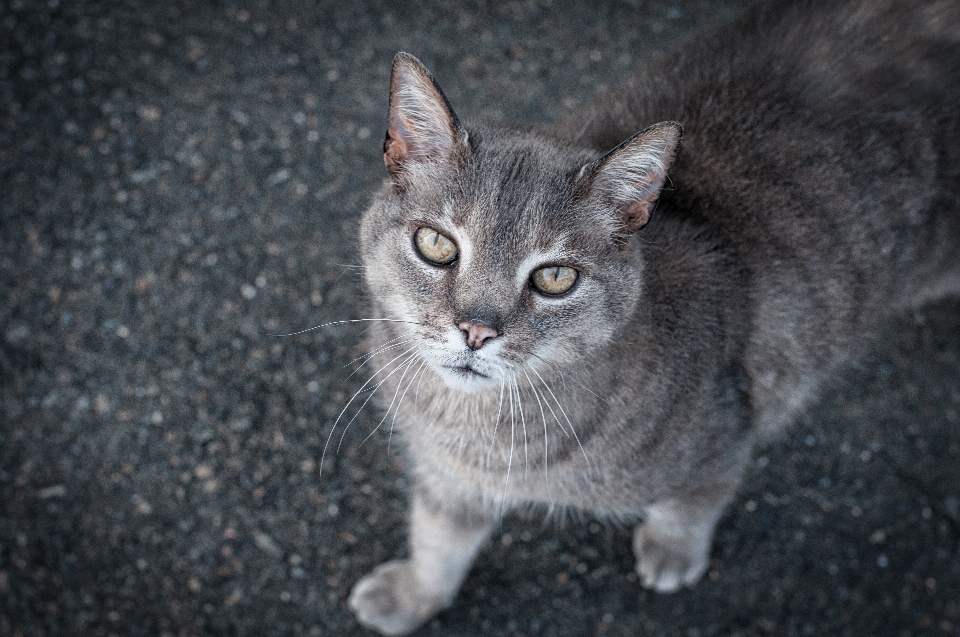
(586, 121, 682, 233)
(384, 53, 466, 186)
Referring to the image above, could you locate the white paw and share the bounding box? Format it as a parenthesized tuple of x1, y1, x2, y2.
(633, 522, 710, 593)
(348, 560, 448, 636)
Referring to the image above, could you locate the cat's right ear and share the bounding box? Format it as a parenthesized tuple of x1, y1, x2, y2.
(384, 53, 467, 190)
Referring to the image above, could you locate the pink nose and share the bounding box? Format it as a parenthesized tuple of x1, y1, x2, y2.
(458, 321, 499, 350)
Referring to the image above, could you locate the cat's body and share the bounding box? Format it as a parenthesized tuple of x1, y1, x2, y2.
(577, 0, 960, 438)
(346, 0, 960, 634)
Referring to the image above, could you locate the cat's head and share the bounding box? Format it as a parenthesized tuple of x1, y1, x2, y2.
(360, 53, 680, 394)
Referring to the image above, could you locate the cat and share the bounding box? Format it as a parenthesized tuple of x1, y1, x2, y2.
(344, 0, 960, 634)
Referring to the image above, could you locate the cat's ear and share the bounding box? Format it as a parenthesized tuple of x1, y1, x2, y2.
(582, 121, 682, 234)
(384, 53, 467, 188)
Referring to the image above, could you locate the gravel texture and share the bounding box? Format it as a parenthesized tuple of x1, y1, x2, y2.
(2, 1, 959, 636)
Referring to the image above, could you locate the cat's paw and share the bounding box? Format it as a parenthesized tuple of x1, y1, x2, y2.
(348, 560, 449, 636)
(632, 522, 711, 593)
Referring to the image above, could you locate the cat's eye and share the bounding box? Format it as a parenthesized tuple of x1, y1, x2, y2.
(414, 227, 458, 265)
(531, 265, 578, 295)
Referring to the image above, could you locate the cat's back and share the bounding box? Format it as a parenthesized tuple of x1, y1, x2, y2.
(576, 0, 960, 433)
(581, 0, 960, 151)
(578, 0, 960, 269)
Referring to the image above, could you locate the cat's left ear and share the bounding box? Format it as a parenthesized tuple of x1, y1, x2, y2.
(582, 121, 682, 234)
(383, 53, 468, 189)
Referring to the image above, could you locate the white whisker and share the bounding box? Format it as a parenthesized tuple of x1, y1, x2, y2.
(486, 377, 506, 471)
(414, 357, 431, 406)
(566, 374, 611, 404)
(345, 333, 412, 367)
(522, 366, 553, 505)
(270, 317, 423, 338)
(530, 352, 611, 405)
(345, 338, 420, 380)
(319, 347, 417, 476)
(342, 349, 420, 451)
(362, 350, 423, 446)
(501, 371, 517, 523)
(528, 364, 591, 470)
(513, 376, 529, 482)
(526, 369, 570, 439)
(387, 357, 428, 453)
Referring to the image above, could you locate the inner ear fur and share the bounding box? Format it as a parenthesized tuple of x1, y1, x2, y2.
(384, 52, 468, 187)
(584, 121, 682, 234)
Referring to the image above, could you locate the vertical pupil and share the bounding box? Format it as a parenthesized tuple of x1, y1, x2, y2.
(431, 233, 440, 247)
(553, 267, 561, 281)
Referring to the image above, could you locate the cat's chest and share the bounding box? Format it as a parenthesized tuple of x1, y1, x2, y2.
(385, 378, 666, 513)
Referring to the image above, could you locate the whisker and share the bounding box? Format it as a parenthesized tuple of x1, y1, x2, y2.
(566, 374, 611, 404)
(500, 371, 517, 524)
(319, 347, 417, 476)
(270, 318, 423, 338)
(528, 364, 591, 470)
(389, 358, 429, 453)
(340, 349, 419, 452)
(362, 350, 423, 446)
(345, 338, 420, 380)
(513, 376, 529, 482)
(414, 357, 431, 406)
(530, 352, 611, 405)
(572, 113, 595, 143)
(525, 369, 570, 439)
(486, 376, 506, 471)
(522, 366, 553, 505)
(345, 333, 411, 367)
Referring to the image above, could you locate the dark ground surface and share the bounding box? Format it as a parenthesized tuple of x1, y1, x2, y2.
(2, 1, 960, 636)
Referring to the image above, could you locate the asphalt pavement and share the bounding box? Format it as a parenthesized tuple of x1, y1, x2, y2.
(2, 1, 959, 635)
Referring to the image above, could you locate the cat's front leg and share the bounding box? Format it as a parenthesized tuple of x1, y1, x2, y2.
(633, 488, 732, 593)
(348, 484, 494, 636)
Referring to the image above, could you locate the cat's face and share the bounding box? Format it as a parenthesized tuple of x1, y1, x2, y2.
(363, 134, 639, 393)
(360, 54, 681, 394)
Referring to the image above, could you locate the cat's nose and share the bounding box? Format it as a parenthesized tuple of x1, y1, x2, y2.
(458, 321, 499, 350)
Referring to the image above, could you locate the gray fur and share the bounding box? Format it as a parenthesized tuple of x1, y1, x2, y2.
(347, 1, 960, 634)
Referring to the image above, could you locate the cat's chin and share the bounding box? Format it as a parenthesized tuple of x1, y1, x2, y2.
(435, 364, 501, 394)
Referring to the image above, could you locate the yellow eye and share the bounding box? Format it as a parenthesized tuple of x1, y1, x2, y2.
(531, 265, 578, 295)
(414, 227, 458, 265)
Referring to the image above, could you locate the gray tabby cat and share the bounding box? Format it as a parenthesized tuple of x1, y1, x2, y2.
(345, 0, 960, 634)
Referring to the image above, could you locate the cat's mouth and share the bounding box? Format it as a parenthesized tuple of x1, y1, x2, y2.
(445, 364, 489, 379)
(434, 355, 501, 393)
